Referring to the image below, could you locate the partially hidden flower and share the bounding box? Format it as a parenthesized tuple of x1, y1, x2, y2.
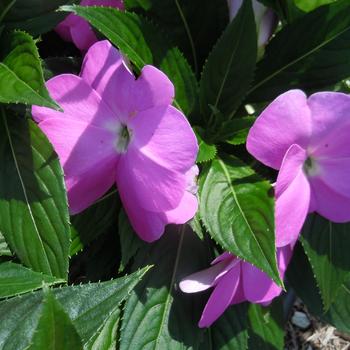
(247, 90, 350, 247)
(56, 0, 124, 51)
(32, 40, 198, 242)
(180, 245, 293, 327)
(227, 0, 277, 51)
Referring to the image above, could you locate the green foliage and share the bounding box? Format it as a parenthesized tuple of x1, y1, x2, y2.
(0, 262, 64, 298)
(0, 232, 11, 256)
(28, 289, 83, 350)
(199, 156, 280, 286)
(120, 226, 210, 349)
(0, 267, 150, 350)
(294, 0, 337, 12)
(0, 111, 70, 279)
(0, 31, 59, 109)
(60, 5, 197, 115)
(195, 128, 217, 163)
(301, 214, 350, 310)
(247, 0, 350, 102)
(199, 0, 257, 124)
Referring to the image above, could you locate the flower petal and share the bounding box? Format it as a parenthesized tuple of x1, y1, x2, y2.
(198, 263, 241, 328)
(309, 176, 350, 222)
(165, 192, 198, 225)
(247, 90, 311, 169)
(276, 144, 311, 247)
(32, 74, 116, 127)
(179, 260, 230, 293)
(308, 92, 350, 158)
(39, 118, 117, 214)
(70, 17, 97, 51)
(130, 106, 198, 172)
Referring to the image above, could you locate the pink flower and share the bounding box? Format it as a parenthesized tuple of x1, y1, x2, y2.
(56, 0, 124, 51)
(247, 90, 350, 247)
(180, 246, 293, 327)
(31, 40, 198, 242)
(227, 0, 277, 49)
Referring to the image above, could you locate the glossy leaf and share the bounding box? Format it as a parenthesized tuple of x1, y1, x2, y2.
(199, 155, 280, 286)
(0, 31, 59, 109)
(247, 0, 350, 102)
(199, 0, 257, 120)
(28, 289, 83, 350)
(120, 226, 210, 350)
(60, 5, 197, 115)
(0, 111, 70, 279)
(301, 214, 350, 310)
(0, 266, 150, 350)
(0, 262, 64, 298)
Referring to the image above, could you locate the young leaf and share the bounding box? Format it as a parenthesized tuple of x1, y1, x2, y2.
(0, 262, 64, 298)
(199, 0, 257, 121)
(300, 214, 350, 311)
(59, 6, 198, 115)
(0, 267, 150, 350)
(28, 289, 83, 350)
(247, 0, 350, 102)
(0, 232, 11, 256)
(0, 110, 70, 279)
(0, 31, 59, 109)
(199, 155, 281, 286)
(120, 226, 210, 350)
(195, 128, 217, 163)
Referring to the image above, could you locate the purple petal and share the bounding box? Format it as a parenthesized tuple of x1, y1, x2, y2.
(130, 106, 198, 173)
(70, 18, 98, 52)
(309, 177, 350, 222)
(199, 263, 241, 328)
(164, 192, 198, 225)
(179, 260, 231, 293)
(247, 90, 311, 169)
(39, 118, 117, 214)
(276, 144, 311, 247)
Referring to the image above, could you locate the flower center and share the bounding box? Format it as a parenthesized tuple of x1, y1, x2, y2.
(115, 124, 132, 153)
(303, 156, 319, 177)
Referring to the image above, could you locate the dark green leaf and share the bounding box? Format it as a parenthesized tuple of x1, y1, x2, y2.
(120, 226, 210, 349)
(301, 214, 350, 310)
(0, 267, 150, 350)
(70, 191, 119, 256)
(247, 0, 350, 102)
(60, 6, 198, 115)
(207, 303, 249, 350)
(28, 289, 83, 350)
(199, 155, 281, 286)
(195, 128, 217, 163)
(248, 302, 284, 350)
(0, 262, 64, 298)
(199, 0, 257, 121)
(0, 110, 70, 279)
(0, 31, 59, 109)
(118, 208, 143, 272)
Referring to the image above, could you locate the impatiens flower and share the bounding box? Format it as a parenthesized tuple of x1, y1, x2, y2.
(247, 90, 350, 247)
(180, 245, 293, 327)
(32, 40, 198, 242)
(56, 0, 124, 51)
(227, 0, 277, 50)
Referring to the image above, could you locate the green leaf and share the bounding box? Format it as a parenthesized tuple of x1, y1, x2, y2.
(207, 303, 249, 350)
(248, 302, 284, 350)
(300, 214, 350, 311)
(60, 6, 198, 115)
(0, 267, 150, 350)
(0, 110, 70, 279)
(247, 0, 350, 102)
(0, 231, 11, 256)
(28, 289, 83, 350)
(118, 208, 143, 272)
(0, 262, 64, 298)
(85, 308, 120, 350)
(199, 0, 257, 121)
(120, 226, 211, 349)
(199, 155, 281, 286)
(70, 191, 119, 256)
(0, 31, 59, 109)
(3, 0, 74, 36)
(195, 128, 217, 163)
(294, 0, 337, 12)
